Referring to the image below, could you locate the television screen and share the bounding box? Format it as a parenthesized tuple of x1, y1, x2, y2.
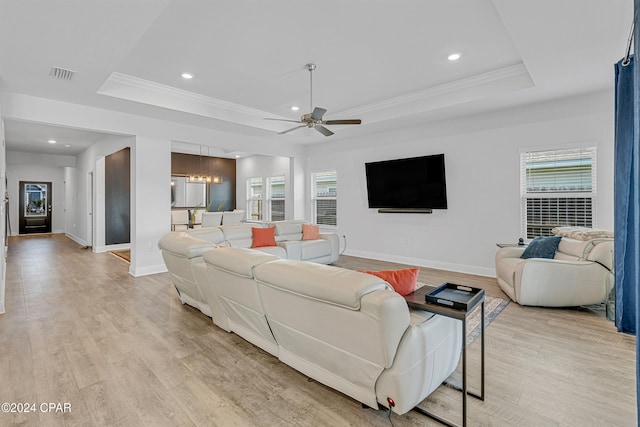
(365, 154, 447, 210)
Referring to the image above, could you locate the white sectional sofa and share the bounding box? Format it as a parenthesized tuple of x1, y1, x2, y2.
(158, 220, 340, 318)
(158, 232, 462, 416)
(203, 247, 462, 415)
(185, 220, 340, 264)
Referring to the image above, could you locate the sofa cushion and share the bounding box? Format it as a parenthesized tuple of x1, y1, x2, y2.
(302, 224, 320, 240)
(552, 226, 614, 240)
(184, 227, 225, 245)
(158, 233, 215, 258)
(252, 227, 277, 248)
(358, 268, 419, 296)
(203, 247, 278, 278)
(253, 245, 288, 258)
(254, 259, 391, 310)
(269, 220, 305, 242)
(556, 238, 596, 260)
(220, 223, 256, 248)
(521, 236, 561, 259)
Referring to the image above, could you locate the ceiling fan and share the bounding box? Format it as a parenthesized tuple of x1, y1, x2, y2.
(265, 63, 361, 136)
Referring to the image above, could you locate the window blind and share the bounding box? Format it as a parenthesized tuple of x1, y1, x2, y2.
(312, 171, 337, 227)
(520, 147, 596, 238)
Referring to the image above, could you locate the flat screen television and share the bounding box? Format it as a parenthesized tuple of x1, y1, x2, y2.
(365, 154, 447, 211)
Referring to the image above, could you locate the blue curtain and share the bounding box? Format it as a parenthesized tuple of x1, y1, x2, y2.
(614, 55, 638, 335)
(615, 3, 640, 424)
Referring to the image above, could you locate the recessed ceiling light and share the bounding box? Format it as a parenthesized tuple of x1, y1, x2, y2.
(48, 139, 57, 144)
(65, 144, 71, 148)
(291, 106, 299, 111)
(448, 53, 461, 61)
(181, 72, 193, 79)
(235, 155, 240, 158)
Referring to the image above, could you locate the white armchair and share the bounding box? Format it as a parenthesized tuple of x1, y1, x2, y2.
(495, 237, 613, 307)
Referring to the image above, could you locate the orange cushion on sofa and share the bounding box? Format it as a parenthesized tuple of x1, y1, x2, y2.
(358, 268, 420, 296)
(252, 227, 276, 248)
(302, 224, 320, 240)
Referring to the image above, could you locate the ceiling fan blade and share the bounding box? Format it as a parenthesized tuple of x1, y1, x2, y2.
(278, 125, 306, 135)
(311, 107, 327, 121)
(324, 119, 362, 125)
(264, 118, 302, 123)
(315, 125, 334, 137)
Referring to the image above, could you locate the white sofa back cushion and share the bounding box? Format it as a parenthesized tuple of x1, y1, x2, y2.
(268, 219, 306, 242)
(255, 259, 390, 309)
(184, 227, 225, 245)
(254, 258, 410, 409)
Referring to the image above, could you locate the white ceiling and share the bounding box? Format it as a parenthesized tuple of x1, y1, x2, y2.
(0, 0, 633, 154)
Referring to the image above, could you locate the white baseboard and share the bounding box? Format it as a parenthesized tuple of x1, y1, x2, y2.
(343, 249, 496, 278)
(65, 233, 89, 247)
(129, 264, 167, 277)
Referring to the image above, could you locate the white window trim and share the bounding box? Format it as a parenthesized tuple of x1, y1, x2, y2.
(520, 146, 597, 239)
(246, 177, 263, 223)
(266, 175, 285, 222)
(311, 170, 338, 230)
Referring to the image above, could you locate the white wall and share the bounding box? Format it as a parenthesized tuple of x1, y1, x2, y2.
(70, 133, 133, 248)
(236, 155, 294, 220)
(130, 136, 171, 277)
(305, 91, 615, 276)
(5, 157, 67, 235)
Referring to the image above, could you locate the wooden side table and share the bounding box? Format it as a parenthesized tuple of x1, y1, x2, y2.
(404, 285, 485, 427)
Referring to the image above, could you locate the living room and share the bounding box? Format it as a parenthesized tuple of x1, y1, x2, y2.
(0, 1, 637, 425)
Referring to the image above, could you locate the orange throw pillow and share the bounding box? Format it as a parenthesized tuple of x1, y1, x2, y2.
(358, 268, 420, 296)
(302, 224, 320, 240)
(252, 227, 276, 248)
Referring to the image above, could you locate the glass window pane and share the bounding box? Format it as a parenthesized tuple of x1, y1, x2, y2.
(315, 200, 337, 226)
(248, 200, 262, 221)
(249, 177, 263, 198)
(271, 200, 285, 221)
(521, 147, 596, 238)
(25, 183, 48, 217)
(270, 175, 285, 199)
(314, 171, 337, 198)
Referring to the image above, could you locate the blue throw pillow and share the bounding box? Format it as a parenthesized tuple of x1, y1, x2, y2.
(520, 236, 562, 259)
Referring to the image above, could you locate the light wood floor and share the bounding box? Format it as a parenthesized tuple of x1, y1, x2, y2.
(0, 234, 636, 426)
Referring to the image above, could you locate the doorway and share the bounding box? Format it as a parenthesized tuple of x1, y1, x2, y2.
(18, 181, 52, 234)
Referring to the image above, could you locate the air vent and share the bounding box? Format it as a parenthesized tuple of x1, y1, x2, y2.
(49, 66, 75, 81)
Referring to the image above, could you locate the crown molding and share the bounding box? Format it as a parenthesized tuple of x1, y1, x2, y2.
(97, 72, 291, 132)
(97, 63, 533, 133)
(330, 63, 533, 123)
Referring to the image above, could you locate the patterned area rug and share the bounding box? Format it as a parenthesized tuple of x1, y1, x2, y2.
(416, 282, 509, 345)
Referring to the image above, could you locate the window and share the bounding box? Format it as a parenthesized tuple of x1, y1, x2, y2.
(520, 147, 596, 239)
(267, 175, 285, 221)
(312, 171, 337, 227)
(247, 177, 263, 222)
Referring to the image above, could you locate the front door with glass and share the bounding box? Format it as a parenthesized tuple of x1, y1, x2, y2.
(19, 181, 52, 234)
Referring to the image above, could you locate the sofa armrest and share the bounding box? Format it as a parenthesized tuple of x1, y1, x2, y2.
(277, 240, 302, 260)
(319, 233, 340, 261)
(495, 246, 526, 263)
